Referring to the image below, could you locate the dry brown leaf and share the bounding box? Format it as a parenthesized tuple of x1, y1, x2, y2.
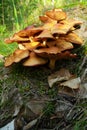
(60, 77, 81, 89)
(58, 86, 78, 97)
(48, 68, 73, 88)
(27, 99, 46, 115)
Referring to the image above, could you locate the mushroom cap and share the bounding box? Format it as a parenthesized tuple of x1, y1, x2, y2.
(55, 39, 74, 51)
(18, 44, 26, 50)
(14, 49, 29, 62)
(51, 23, 72, 34)
(36, 30, 54, 39)
(63, 32, 83, 45)
(46, 40, 56, 47)
(23, 42, 40, 51)
(14, 25, 43, 38)
(4, 26, 34, 43)
(45, 9, 67, 21)
(5, 34, 30, 44)
(39, 15, 57, 23)
(56, 51, 77, 60)
(16, 25, 35, 37)
(60, 19, 82, 27)
(23, 52, 48, 66)
(4, 55, 14, 67)
(4, 49, 29, 66)
(34, 46, 61, 56)
(42, 22, 56, 30)
(26, 27, 43, 36)
(51, 19, 82, 35)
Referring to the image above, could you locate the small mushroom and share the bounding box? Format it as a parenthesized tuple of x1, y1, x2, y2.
(42, 22, 56, 30)
(45, 9, 67, 21)
(15, 26, 43, 37)
(5, 49, 29, 67)
(51, 23, 73, 35)
(36, 30, 54, 39)
(60, 19, 82, 27)
(63, 32, 83, 45)
(46, 40, 57, 47)
(34, 46, 61, 69)
(51, 19, 82, 35)
(34, 46, 76, 69)
(23, 42, 40, 51)
(39, 15, 57, 24)
(23, 52, 48, 66)
(5, 34, 30, 44)
(55, 39, 74, 51)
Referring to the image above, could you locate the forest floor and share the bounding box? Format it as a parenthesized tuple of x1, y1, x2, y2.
(0, 5, 87, 130)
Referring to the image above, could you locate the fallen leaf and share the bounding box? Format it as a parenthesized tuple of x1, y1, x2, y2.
(55, 99, 72, 118)
(78, 83, 87, 99)
(27, 99, 46, 115)
(48, 68, 73, 88)
(23, 118, 38, 130)
(58, 86, 78, 97)
(60, 77, 81, 89)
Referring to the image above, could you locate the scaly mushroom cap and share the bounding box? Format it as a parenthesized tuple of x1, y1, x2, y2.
(23, 52, 48, 66)
(45, 9, 67, 21)
(5, 49, 29, 67)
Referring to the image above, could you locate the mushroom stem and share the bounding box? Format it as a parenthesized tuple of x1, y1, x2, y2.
(49, 58, 56, 69)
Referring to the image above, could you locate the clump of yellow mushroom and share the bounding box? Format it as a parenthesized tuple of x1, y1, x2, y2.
(4, 8, 83, 69)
